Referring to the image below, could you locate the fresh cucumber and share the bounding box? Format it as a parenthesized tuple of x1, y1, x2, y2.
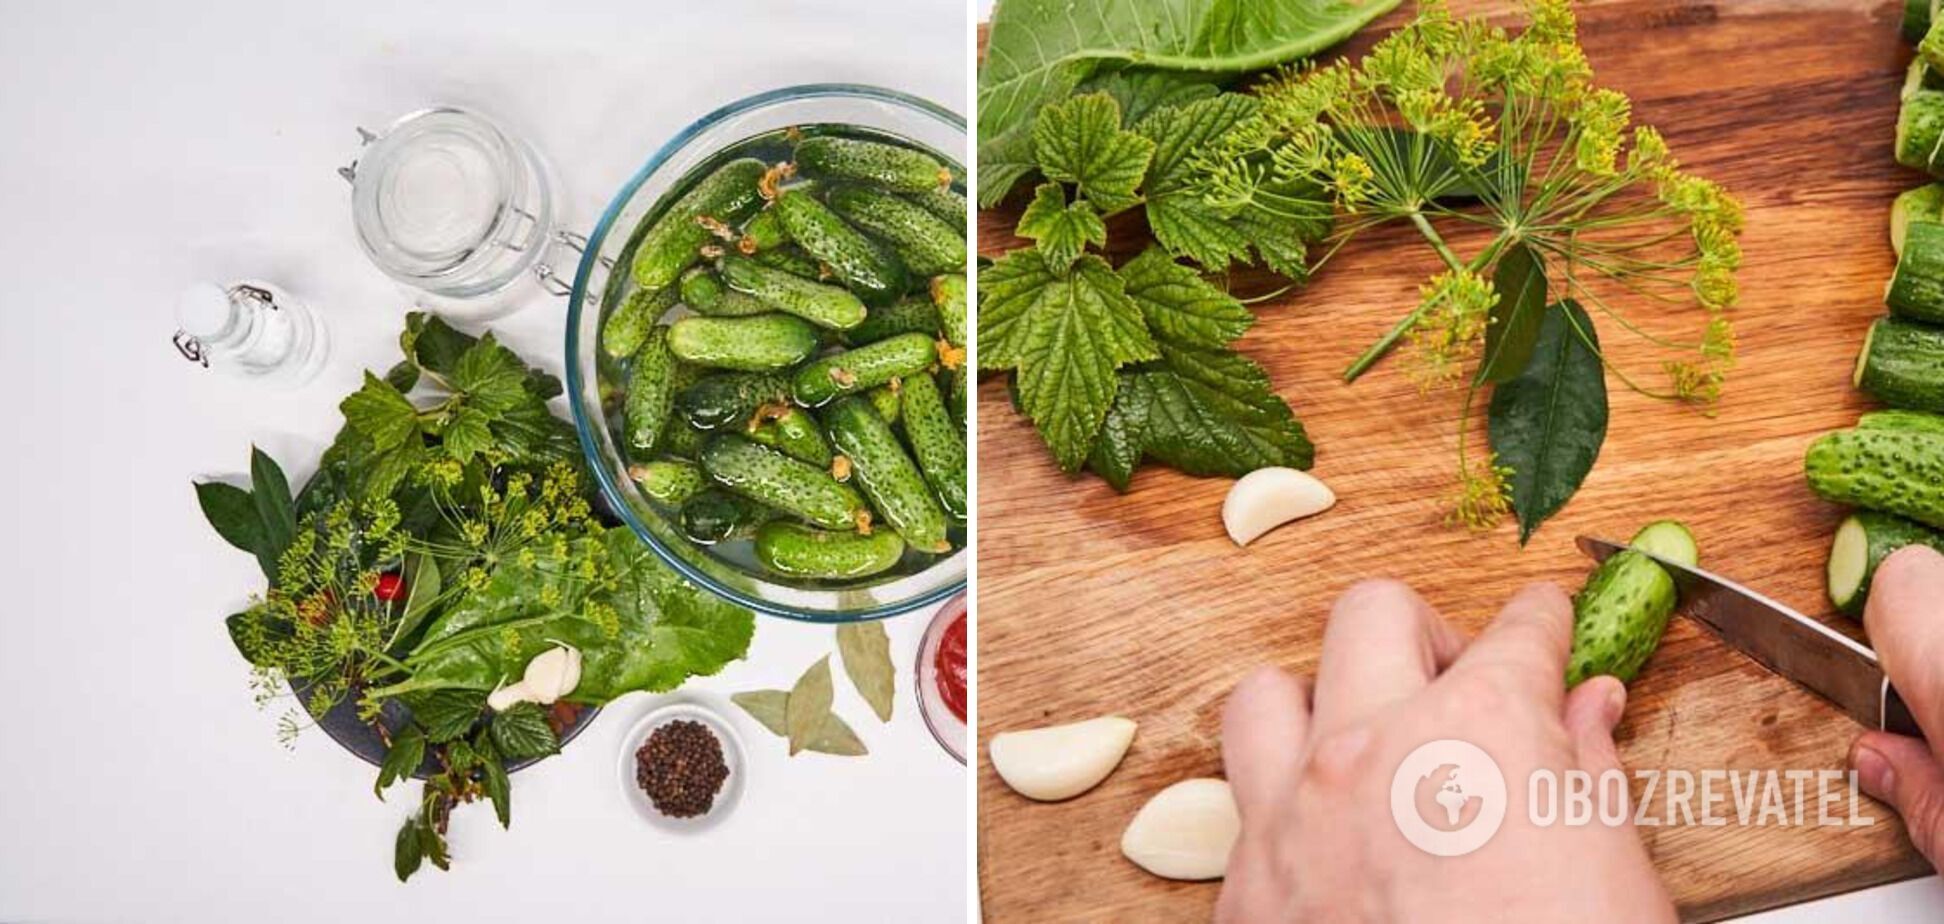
(773, 188, 908, 307)
(1892, 184, 1944, 257)
(931, 274, 967, 349)
(1854, 317, 1944, 411)
(675, 372, 790, 431)
(1860, 408, 1944, 432)
(747, 406, 834, 467)
(794, 136, 951, 193)
(629, 157, 767, 290)
(1897, 89, 1944, 176)
(866, 383, 902, 425)
(628, 459, 707, 506)
(660, 415, 709, 458)
(679, 488, 776, 544)
(905, 186, 967, 230)
(718, 252, 867, 330)
(1565, 520, 1698, 687)
(753, 521, 906, 580)
(751, 245, 827, 280)
(793, 332, 938, 407)
(823, 397, 951, 552)
(602, 285, 677, 359)
(622, 326, 677, 451)
(844, 296, 941, 345)
(667, 314, 820, 371)
(1887, 222, 1944, 324)
(679, 267, 771, 317)
(1805, 427, 1944, 528)
(1827, 511, 1944, 616)
(738, 207, 789, 254)
(826, 184, 966, 277)
(899, 373, 968, 519)
(700, 435, 869, 531)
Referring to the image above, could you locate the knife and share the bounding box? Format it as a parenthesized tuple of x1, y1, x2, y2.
(1576, 536, 1922, 739)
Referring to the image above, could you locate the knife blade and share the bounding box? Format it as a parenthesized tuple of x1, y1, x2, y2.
(1576, 536, 1921, 739)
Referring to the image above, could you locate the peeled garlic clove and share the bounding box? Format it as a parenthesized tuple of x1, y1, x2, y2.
(988, 716, 1136, 801)
(486, 681, 531, 713)
(521, 646, 580, 705)
(554, 646, 582, 700)
(1222, 467, 1336, 547)
(1121, 778, 1240, 881)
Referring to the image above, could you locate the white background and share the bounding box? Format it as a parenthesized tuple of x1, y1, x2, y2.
(0, 1, 967, 921)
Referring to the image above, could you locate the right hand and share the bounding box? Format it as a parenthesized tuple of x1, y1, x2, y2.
(1850, 545, 1944, 868)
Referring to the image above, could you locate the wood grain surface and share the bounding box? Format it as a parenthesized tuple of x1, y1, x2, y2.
(975, 0, 1933, 920)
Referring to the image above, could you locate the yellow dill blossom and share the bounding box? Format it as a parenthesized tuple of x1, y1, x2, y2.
(1407, 269, 1497, 388)
(1571, 88, 1631, 177)
(1446, 453, 1515, 532)
(1332, 153, 1377, 209)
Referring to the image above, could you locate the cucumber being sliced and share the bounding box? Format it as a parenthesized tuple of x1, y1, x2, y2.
(1892, 184, 1944, 257)
(1828, 512, 1944, 616)
(1565, 520, 1699, 687)
(1887, 222, 1944, 323)
(1854, 317, 1944, 411)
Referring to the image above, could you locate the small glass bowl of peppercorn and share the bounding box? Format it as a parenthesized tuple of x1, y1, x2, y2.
(617, 699, 746, 832)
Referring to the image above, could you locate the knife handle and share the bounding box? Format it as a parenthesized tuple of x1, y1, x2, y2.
(1885, 680, 1925, 740)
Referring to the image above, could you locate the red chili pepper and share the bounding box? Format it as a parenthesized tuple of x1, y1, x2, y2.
(373, 572, 405, 602)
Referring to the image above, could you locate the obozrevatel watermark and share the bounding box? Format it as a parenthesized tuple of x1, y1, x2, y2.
(1389, 739, 1876, 857)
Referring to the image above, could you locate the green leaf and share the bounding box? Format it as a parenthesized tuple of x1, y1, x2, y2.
(1033, 93, 1155, 215)
(1015, 183, 1106, 272)
(401, 312, 477, 380)
(384, 359, 420, 394)
(195, 481, 263, 555)
(731, 690, 791, 737)
(418, 817, 449, 871)
(1137, 94, 1328, 274)
(491, 702, 560, 760)
(441, 407, 494, 464)
(340, 372, 420, 451)
(977, 250, 1060, 371)
(1118, 247, 1252, 349)
(481, 751, 511, 828)
(386, 553, 443, 652)
(836, 622, 895, 722)
(785, 656, 835, 756)
(225, 611, 289, 667)
(1127, 341, 1314, 476)
(249, 447, 295, 576)
(375, 725, 426, 800)
(393, 817, 424, 882)
(1145, 193, 1255, 271)
(803, 713, 868, 757)
(1087, 374, 1150, 492)
(1476, 242, 1548, 385)
(1078, 69, 1222, 128)
(451, 334, 530, 414)
(1488, 300, 1609, 545)
(1013, 256, 1160, 471)
(409, 689, 485, 743)
(1140, 94, 1258, 193)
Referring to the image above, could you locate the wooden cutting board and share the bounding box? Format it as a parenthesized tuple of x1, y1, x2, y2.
(975, 0, 1933, 919)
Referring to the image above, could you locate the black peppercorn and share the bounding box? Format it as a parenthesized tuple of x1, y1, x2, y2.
(636, 719, 729, 818)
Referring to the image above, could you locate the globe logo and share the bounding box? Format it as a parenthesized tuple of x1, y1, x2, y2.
(1389, 739, 1507, 856)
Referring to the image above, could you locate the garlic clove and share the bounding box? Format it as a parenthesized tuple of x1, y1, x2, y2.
(988, 716, 1137, 802)
(1120, 778, 1240, 881)
(486, 680, 532, 713)
(522, 646, 577, 705)
(1222, 467, 1336, 547)
(555, 646, 582, 701)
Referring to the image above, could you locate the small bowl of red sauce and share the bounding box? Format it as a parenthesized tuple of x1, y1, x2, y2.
(916, 592, 967, 763)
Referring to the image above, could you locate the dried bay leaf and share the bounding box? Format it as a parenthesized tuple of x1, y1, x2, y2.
(804, 713, 868, 756)
(785, 656, 835, 756)
(732, 690, 790, 737)
(836, 622, 895, 722)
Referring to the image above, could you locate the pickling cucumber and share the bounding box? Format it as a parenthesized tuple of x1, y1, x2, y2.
(823, 397, 951, 552)
(738, 207, 789, 254)
(628, 459, 707, 506)
(753, 521, 906, 580)
(793, 332, 938, 407)
(899, 373, 967, 519)
(660, 415, 709, 458)
(1827, 511, 1944, 616)
(630, 158, 767, 290)
(1861, 408, 1944, 432)
(747, 406, 834, 467)
(931, 274, 967, 349)
(679, 267, 771, 317)
(1805, 427, 1944, 528)
(751, 245, 827, 280)
(905, 186, 967, 230)
(718, 252, 867, 330)
(1854, 317, 1944, 411)
(603, 285, 677, 359)
(1892, 184, 1944, 257)
(1887, 222, 1944, 324)
(700, 435, 869, 531)
(794, 136, 952, 193)
(1565, 520, 1698, 687)
(826, 184, 966, 277)
(623, 326, 677, 451)
(675, 371, 791, 431)
(679, 488, 776, 544)
(773, 189, 909, 307)
(1897, 90, 1944, 176)
(865, 383, 902, 425)
(667, 314, 820, 371)
(844, 296, 941, 346)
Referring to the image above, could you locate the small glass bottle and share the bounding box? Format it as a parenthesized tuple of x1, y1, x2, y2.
(172, 281, 329, 387)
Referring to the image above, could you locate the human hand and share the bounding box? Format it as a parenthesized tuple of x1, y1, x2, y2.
(1850, 545, 1944, 869)
(1215, 579, 1674, 923)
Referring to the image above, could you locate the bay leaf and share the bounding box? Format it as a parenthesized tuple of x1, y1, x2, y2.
(785, 656, 834, 756)
(836, 622, 895, 722)
(1488, 300, 1609, 545)
(1476, 241, 1547, 385)
(804, 713, 868, 757)
(732, 690, 791, 737)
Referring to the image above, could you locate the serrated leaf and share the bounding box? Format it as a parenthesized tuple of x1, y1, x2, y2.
(195, 481, 263, 556)
(803, 713, 868, 757)
(490, 702, 561, 760)
(1476, 242, 1548, 385)
(732, 690, 790, 737)
(409, 688, 485, 743)
(1033, 93, 1154, 215)
(785, 656, 835, 756)
(375, 725, 425, 800)
(977, 250, 1060, 370)
(1079, 69, 1222, 128)
(1118, 247, 1252, 348)
(1488, 300, 1608, 545)
(384, 359, 420, 394)
(1015, 183, 1106, 272)
(452, 333, 530, 414)
(393, 818, 424, 882)
(1015, 256, 1160, 471)
(340, 372, 420, 451)
(1139, 94, 1260, 192)
(418, 819, 449, 871)
(1087, 373, 1150, 492)
(481, 751, 511, 828)
(1129, 341, 1314, 476)
(1145, 192, 1257, 270)
(836, 622, 894, 722)
(441, 407, 494, 463)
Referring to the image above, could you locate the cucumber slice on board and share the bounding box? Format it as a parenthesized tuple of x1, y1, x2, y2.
(1827, 512, 1944, 616)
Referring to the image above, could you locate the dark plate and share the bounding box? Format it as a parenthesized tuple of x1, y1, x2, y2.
(295, 679, 600, 779)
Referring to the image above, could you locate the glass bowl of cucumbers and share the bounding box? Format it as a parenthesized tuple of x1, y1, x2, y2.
(565, 84, 967, 622)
